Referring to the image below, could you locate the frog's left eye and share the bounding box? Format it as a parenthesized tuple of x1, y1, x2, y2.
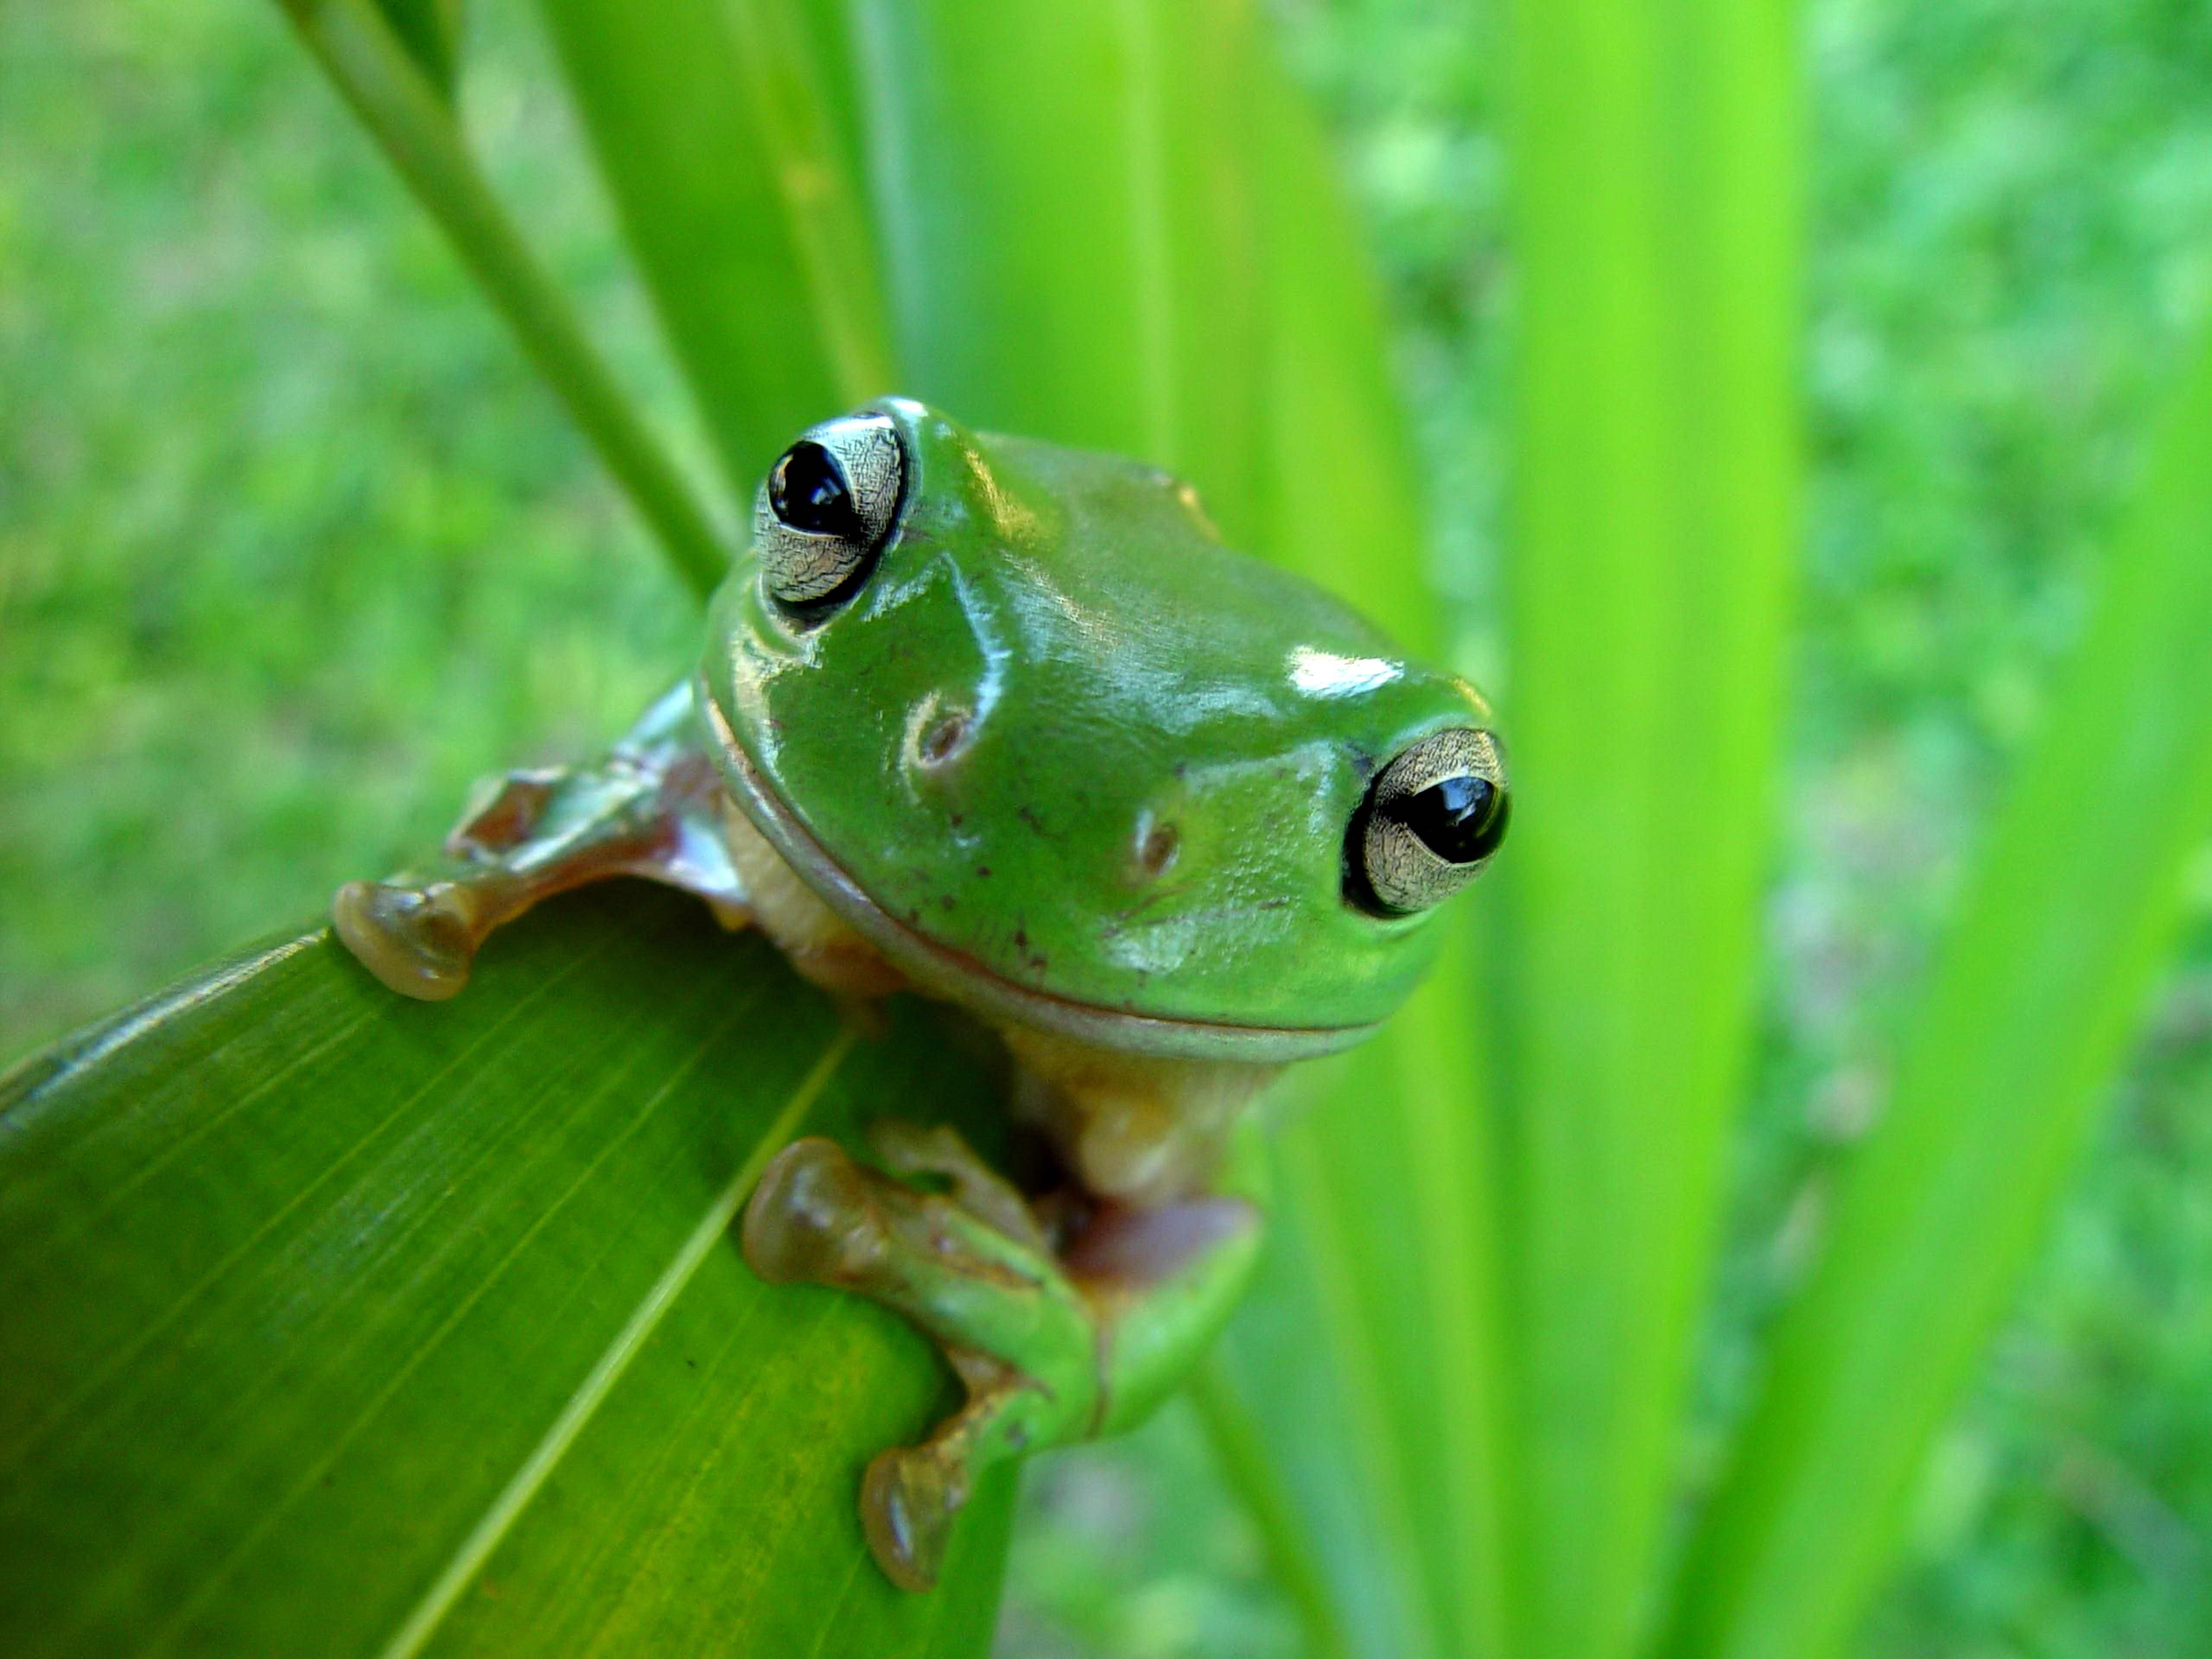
(1348, 727, 1510, 915)
(756, 412, 905, 610)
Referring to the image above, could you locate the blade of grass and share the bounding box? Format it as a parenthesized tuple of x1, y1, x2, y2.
(1239, 45, 1516, 1659)
(273, 0, 730, 599)
(1236, 957, 1506, 1659)
(533, 0, 892, 493)
(1247, 63, 1437, 630)
(1664, 321, 2212, 1659)
(1494, 1, 1799, 1655)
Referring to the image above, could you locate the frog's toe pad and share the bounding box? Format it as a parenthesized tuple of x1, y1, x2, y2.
(861, 1446, 961, 1593)
(331, 880, 477, 1002)
(742, 1138, 885, 1287)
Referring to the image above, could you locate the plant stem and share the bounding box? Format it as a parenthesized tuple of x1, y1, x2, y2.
(1188, 1356, 1354, 1659)
(274, 0, 731, 601)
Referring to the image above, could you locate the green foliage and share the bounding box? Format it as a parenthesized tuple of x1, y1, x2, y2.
(375, 0, 463, 97)
(1667, 321, 2212, 1659)
(0, 2, 683, 1052)
(0, 890, 1011, 1657)
(8, 1, 2212, 1657)
(533, 0, 890, 493)
(276, 0, 728, 596)
(1491, 6, 1799, 1656)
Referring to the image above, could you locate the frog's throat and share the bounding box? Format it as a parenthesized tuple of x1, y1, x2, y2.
(701, 697, 1375, 1063)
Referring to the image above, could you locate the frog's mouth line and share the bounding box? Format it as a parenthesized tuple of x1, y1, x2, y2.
(700, 695, 1373, 1063)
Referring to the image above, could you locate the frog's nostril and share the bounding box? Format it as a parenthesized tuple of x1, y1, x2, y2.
(1136, 821, 1180, 878)
(915, 707, 972, 768)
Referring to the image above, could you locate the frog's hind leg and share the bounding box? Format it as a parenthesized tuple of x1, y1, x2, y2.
(743, 1132, 1098, 1590)
(741, 1120, 1268, 1592)
(333, 683, 745, 1000)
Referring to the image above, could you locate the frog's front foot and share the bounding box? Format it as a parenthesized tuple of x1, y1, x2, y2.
(743, 1131, 1098, 1591)
(331, 686, 753, 1004)
(331, 877, 488, 1001)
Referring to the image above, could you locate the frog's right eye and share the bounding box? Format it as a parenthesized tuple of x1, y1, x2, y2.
(1347, 727, 1510, 915)
(756, 411, 905, 610)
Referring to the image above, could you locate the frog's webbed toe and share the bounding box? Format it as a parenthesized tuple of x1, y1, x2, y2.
(331, 879, 484, 1001)
(861, 1442, 962, 1593)
(741, 1136, 889, 1286)
(867, 1119, 1049, 1252)
(856, 1353, 1072, 1589)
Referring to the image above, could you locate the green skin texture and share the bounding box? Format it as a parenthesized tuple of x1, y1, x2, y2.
(333, 398, 1500, 1591)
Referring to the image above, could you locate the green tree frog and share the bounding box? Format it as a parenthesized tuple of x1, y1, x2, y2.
(331, 399, 1509, 1591)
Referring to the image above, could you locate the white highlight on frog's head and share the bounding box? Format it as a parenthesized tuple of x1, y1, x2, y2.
(1288, 648, 1402, 699)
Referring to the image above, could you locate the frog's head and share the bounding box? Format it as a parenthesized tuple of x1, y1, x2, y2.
(699, 399, 1507, 1062)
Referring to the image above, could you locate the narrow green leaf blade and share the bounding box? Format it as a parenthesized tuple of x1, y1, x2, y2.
(274, 0, 731, 598)
(1229, 54, 1515, 1659)
(1495, 1, 1801, 1653)
(377, 0, 463, 98)
(0, 887, 1010, 1658)
(1666, 326, 2212, 1659)
(535, 0, 893, 493)
(1247, 63, 1435, 634)
(847, 0, 1268, 542)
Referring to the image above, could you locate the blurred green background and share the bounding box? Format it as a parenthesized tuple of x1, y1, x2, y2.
(6, 1, 2212, 1654)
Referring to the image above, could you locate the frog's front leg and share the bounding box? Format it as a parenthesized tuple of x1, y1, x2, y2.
(742, 1118, 1267, 1591)
(333, 683, 744, 999)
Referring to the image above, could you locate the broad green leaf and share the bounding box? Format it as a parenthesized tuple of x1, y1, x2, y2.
(1664, 321, 2212, 1659)
(534, 0, 892, 495)
(0, 886, 1011, 1658)
(274, 0, 731, 599)
(1494, 2, 1800, 1655)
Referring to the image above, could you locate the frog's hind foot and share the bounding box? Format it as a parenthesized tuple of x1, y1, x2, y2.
(741, 1135, 891, 1287)
(741, 1119, 1274, 1592)
(331, 878, 489, 1002)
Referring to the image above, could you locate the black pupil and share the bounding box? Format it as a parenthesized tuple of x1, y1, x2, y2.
(1395, 774, 1508, 864)
(769, 441, 863, 538)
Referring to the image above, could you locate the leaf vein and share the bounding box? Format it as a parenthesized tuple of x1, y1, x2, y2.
(368, 1026, 857, 1659)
